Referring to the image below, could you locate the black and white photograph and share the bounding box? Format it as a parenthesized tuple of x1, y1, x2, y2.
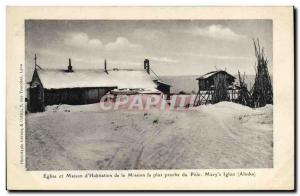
(25, 19, 273, 170)
(5, 5, 295, 191)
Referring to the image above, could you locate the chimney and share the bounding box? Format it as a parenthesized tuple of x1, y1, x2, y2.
(104, 59, 108, 73)
(67, 58, 73, 72)
(144, 59, 150, 74)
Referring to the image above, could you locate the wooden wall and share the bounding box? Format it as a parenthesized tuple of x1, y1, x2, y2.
(29, 84, 45, 112)
(44, 87, 116, 106)
(198, 72, 235, 90)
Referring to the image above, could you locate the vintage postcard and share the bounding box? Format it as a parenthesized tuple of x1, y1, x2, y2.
(6, 6, 294, 190)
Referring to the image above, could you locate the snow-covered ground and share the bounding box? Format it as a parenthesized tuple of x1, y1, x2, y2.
(25, 102, 273, 170)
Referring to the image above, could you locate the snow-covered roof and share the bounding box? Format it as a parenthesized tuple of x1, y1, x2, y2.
(196, 71, 236, 80)
(37, 69, 157, 90)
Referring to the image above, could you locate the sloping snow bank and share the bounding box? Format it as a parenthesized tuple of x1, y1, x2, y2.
(45, 101, 272, 114)
(193, 101, 262, 115)
(193, 102, 273, 133)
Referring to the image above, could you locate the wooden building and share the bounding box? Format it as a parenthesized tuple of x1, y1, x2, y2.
(28, 57, 170, 112)
(193, 70, 238, 106)
(196, 70, 235, 90)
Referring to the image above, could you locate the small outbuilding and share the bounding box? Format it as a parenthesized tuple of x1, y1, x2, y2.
(196, 70, 236, 90)
(194, 70, 237, 106)
(153, 80, 171, 96)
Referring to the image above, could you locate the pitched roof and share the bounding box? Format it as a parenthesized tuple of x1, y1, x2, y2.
(36, 69, 157, 90)
(196, 70, 236, 80)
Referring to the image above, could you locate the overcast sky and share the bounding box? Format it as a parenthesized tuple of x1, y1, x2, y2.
(25, 20, 272, 80)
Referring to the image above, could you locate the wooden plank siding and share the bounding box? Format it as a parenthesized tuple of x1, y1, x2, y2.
(44, 87, 116, 106)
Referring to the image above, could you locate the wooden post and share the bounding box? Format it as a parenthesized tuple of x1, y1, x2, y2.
(34, 54, 37, 70)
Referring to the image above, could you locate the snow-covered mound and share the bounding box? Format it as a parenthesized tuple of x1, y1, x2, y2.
(193, 101, 258, 114)
(193, 102, 273, 132)
(26, 102, 273, 170)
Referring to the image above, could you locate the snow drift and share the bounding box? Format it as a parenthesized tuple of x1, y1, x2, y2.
(26, 102, 273, 170)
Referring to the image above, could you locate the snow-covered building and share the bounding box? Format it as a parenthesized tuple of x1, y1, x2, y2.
(196, 70, 236, 90)
(28, 58, 170, 112)
(193, 70, 238, 106)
